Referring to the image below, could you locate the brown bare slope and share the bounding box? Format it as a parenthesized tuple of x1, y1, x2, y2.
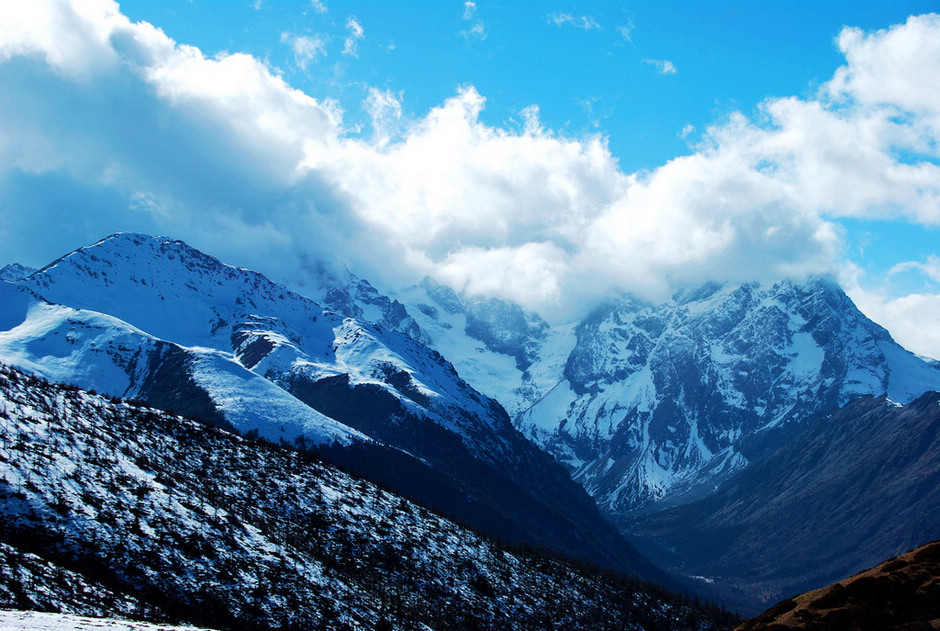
(736, 539, 940, 630)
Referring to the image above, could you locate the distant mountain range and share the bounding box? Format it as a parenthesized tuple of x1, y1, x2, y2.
(3, 232, 940, 616)
(387, 270, 940, 612)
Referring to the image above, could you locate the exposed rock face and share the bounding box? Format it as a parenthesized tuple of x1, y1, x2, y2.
(531, 279, 940, 515)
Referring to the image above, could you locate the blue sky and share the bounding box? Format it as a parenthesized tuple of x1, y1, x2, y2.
(1, 1, 940, 358)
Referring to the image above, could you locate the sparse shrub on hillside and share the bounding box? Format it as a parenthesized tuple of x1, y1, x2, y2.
(0, 362, 738, 630)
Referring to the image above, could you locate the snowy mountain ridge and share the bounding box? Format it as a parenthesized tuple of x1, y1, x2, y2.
(0, 263, 35, 283)
(0, 275, 367, 448)
(529, 278, 940, 514)
(9, 233, 516, 458)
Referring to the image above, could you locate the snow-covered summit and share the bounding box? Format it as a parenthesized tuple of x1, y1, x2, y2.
(25, 233, 324, 349)
(0, 263, 36, 282)
(0, 277, 365, 447)
(528, 277, 940, 514)
(12, 233, 522, 461)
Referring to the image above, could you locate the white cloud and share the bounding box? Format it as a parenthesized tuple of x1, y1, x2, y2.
(846, 283, 940, 360)
(644, 58, 677, 74)
(0, 0, 124, 76)
(548, 13, 601, 31)
(2, 2, 940, 336)
(310, 0, 327, 14)
(281, 33, 326, 69)
(364, 87, 402, 147)
(460, 1, 486, 40)
(889, 255, 940, 283)
(343, 17, 363, 57)
(828, 14, 940, 133)
(462, 2, 476, 21)
(0, 0, 348, 282)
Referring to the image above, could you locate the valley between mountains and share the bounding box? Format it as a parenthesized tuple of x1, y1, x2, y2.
(2, 232, 940, 625)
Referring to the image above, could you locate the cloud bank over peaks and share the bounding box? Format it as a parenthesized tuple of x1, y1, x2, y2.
(1, 2, 940, 332)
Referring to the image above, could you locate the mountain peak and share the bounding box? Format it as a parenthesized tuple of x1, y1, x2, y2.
(21, 233, 319, 348)
(0, 262, 36, 282)
(508, 277, 940, 514)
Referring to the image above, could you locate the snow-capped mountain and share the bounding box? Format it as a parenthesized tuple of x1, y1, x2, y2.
(0, 264, 35, 282)
(0, 234, 650, 575)
(0, 363, 733, 630)
(5, 232, 528, 467)
(304, 264, 423, 340)
(392, 278, 567, 419)
(6, 232, 939, 611)
(392, 277, 940, 516)
(0, 279, 364, 447)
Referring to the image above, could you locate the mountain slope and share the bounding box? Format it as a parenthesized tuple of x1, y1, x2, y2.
(736, 539, 940, 630)
(0, 233, 653, 577)
(631, 391, 940, 613)
(0, 362, 734, 630)
(393, 278, 570, 420)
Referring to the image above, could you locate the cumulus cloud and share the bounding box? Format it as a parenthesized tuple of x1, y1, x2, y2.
(1, 2, 940, 338)
(0, 0, 349, 283)
(828, 14, 940, 133)
(846, 282, 940, 360)
(343, 17, 363, 57)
